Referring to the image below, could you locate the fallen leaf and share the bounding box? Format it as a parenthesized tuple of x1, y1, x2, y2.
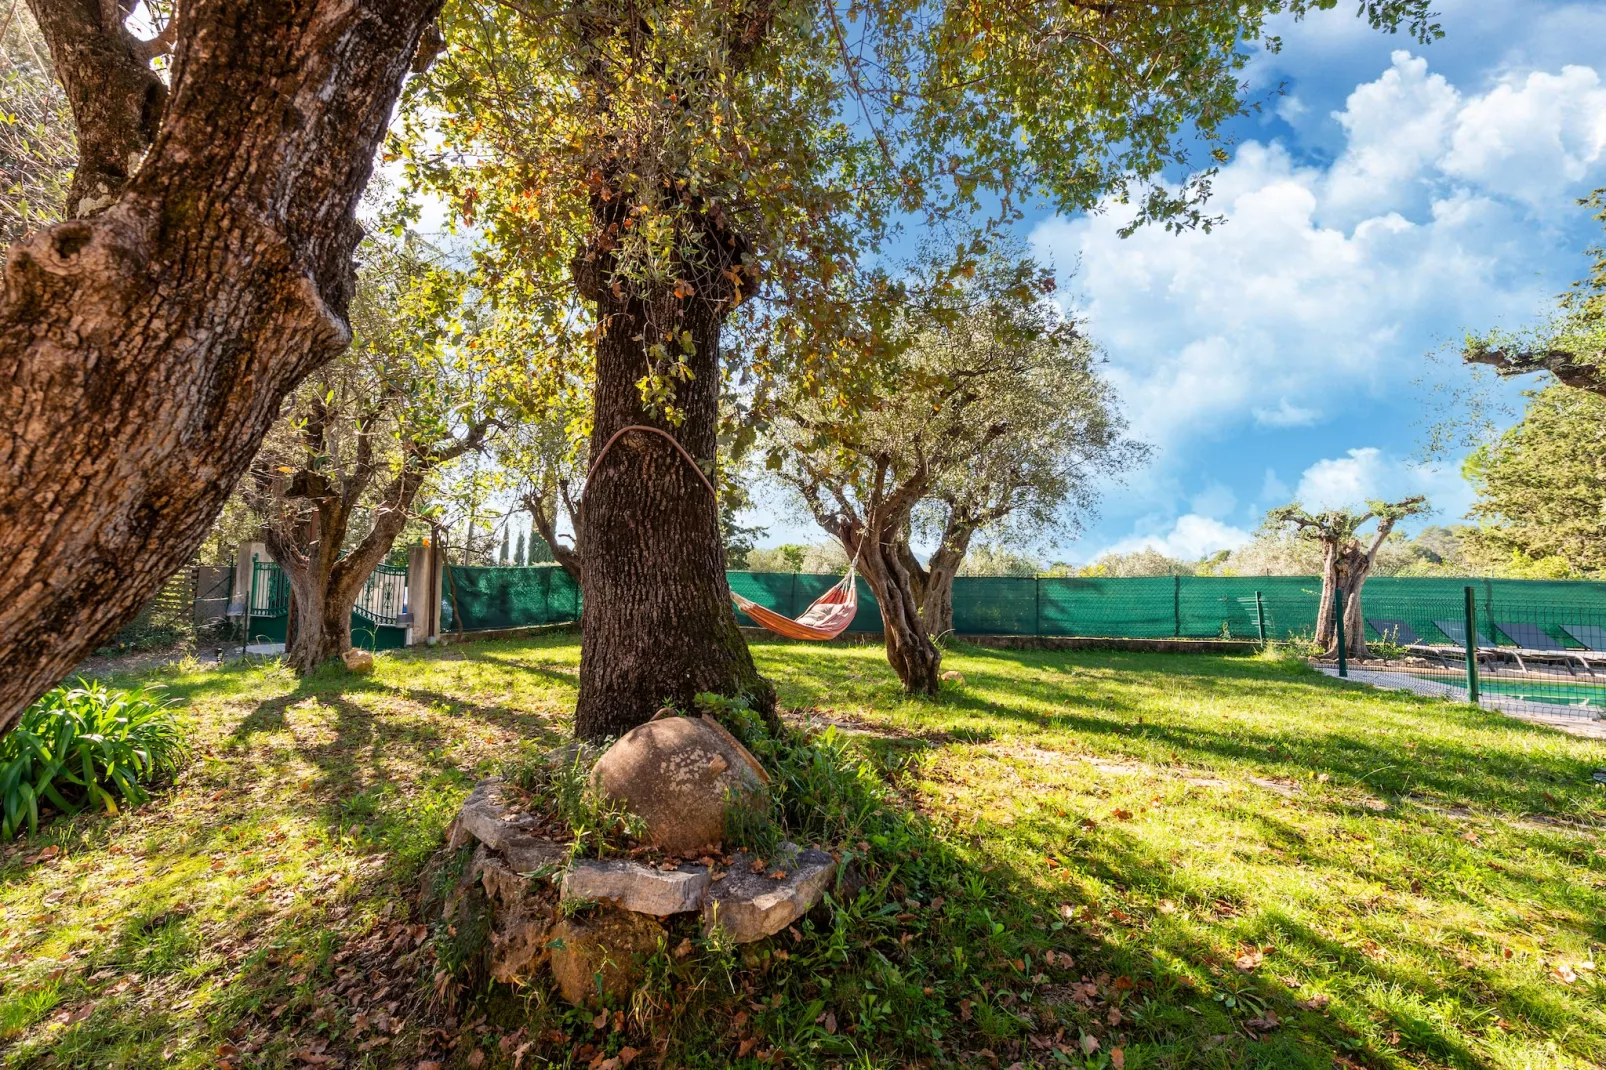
(1111, 809, 1133, 821)
(824, 1011, 837, 1034)
(1111, 1048, 1125, 1069)
(1553, 964, 1578, 984)
(1080, 1033, 1100, 1056)
(1295, 994, 1331, 1011)
(1234, 949, 1264, 971)
(618, 1046, 640, 1067)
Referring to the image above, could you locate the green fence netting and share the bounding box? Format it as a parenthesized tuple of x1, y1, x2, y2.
(439, 567, 1606, 643)
(443, 564, 583, 632)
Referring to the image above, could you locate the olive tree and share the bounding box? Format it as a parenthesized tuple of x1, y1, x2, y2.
(1266, 497, 1430, 659)
(398, 0, 1440, 737)
(252, 239, 493, 671)
(0, 0, 444, 730)
(770, 255, 1139, 691)
(901, 306, 1144, 638)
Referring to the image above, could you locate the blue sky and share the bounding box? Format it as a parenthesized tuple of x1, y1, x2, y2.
(747, 0, 1606, 564)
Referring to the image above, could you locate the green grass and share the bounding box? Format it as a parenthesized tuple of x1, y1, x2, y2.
(1, 636, 1603, 1068)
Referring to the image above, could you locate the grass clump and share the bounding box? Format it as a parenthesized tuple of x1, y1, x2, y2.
(0, 678, 189, 838)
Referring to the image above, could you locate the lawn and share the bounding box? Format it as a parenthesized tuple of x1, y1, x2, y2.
(2, 634, 1603, 1069)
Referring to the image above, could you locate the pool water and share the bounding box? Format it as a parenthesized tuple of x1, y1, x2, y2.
(1411, 674, 1606, 708)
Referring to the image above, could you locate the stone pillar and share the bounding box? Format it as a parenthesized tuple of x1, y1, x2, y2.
(227, 541, 267, 620)
(406, 540, 442, 645)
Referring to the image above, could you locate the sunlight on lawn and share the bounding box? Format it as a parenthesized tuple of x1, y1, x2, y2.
(0, 636, 1601, 1069)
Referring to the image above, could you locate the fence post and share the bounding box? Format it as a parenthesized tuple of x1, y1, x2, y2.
(1034, 577, 1042, 636)
(241, 553, 257, 658)
(1173, 574, 1181, 637)
(1334, 585, 1347, 678)
(1255, 590, 1267, 644)
(1463, 585, 1480, 706)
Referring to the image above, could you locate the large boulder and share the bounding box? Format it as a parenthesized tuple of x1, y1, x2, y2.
(590, 715, 769, 854)
(548, 908, 664, 1005)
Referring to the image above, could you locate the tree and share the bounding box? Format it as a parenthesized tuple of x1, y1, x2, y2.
(1082, 549, 1197, 578)
(1266, 497, 1430, 659)
(401, 0, 1439, 736)
(501, 397, 588, 585)
(0, 0, 446, 731)
(1461, 385, 1606, 576)
(253, 240, 493, 672)
(1463, 190, 1606, 397)
(897, 291, 1143, 638)
(768, 255, 1129, 691)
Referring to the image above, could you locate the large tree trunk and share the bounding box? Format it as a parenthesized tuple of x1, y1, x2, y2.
(278, 552, 356, 671)
(0, 0, 443, 731)
(571, 283, 771, 740)
(860, 532, 941, 696)
(1316, 543, 1372, 659)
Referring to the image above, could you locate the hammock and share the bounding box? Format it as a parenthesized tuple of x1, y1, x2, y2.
(731, 571, 859, 641)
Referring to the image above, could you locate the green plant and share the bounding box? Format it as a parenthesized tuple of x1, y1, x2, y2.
(0, 679, 190, 838)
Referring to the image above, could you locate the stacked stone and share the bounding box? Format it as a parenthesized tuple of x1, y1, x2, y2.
(444, 716, 835, 1004)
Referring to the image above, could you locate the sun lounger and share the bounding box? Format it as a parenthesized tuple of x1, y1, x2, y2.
(1560, 624, 1606, 651)
(1495, 622, 1566, 650)
(1367, 618, 1423, 645)
(1433, 620, 1492, 648)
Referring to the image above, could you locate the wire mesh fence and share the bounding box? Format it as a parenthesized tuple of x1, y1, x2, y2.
(1312, 586, 1606, 723)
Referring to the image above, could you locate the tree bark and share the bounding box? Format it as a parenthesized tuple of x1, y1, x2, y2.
(859, 532, 941, 696)
(25, 0, 168, 217)
(0, 0, 443, 729)
(571, 279, 771, 741)
(915, 517, 975, 640)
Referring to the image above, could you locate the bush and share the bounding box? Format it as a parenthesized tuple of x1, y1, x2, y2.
(0, 680, 190, 839)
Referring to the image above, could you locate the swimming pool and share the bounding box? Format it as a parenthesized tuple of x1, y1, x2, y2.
(1411, 674, 1606, 708)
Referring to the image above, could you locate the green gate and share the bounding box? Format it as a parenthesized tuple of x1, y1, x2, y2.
(244, 558, 409, 651)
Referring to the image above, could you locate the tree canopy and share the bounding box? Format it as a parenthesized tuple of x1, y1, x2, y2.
(1463, 384, 1606, 577)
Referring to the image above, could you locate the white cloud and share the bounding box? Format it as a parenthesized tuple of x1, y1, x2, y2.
(1260, 468, 1291, 504)
(1102, 514, 1253, 561)
(1030, 50, 1605, 454)
(1253, 398, 1323, 428)
(1189, 482, 1238, 519)
(1292, 447, 1471, 517)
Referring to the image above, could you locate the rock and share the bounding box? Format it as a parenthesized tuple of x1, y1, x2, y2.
(474, 848, 557, 984)
(342, 648, 374, 673)
(561, 858, 710, 916)
(590, 716, 769, 854)
(702, 843, 836, 944)
(549, 909, 663, 1005)
(449, 778, 569, 874)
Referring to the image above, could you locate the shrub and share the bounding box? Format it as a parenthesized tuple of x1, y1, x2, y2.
(0, 679, 190, 839)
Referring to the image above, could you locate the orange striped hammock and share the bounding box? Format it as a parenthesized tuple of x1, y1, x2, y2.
(731, 571, 859, 641)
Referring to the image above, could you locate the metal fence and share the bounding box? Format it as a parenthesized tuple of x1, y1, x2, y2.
(433, 566, 1606, 723)
(1314, 585, 1606, 723)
